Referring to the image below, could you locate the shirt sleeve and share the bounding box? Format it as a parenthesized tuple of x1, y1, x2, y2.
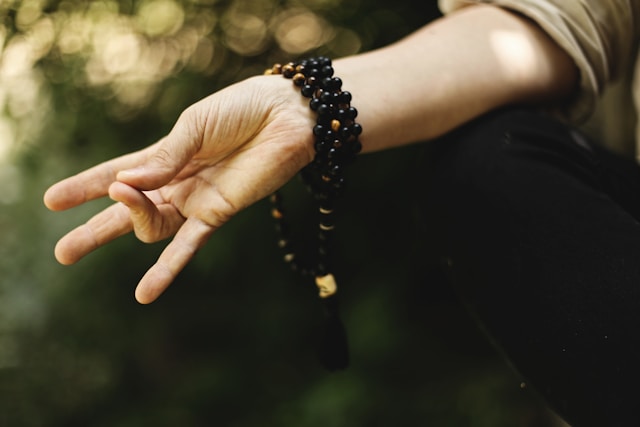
(438, 0, 640, 122)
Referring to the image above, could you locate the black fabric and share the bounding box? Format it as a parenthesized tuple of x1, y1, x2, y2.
(421, 108, 640, 427)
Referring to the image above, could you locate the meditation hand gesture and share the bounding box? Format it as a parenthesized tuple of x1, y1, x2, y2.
(44, 76, 315, 304)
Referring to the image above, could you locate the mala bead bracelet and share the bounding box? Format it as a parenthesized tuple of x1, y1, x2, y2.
(264, 57, 362, 370)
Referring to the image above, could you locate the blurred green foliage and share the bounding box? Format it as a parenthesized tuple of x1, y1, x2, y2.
(0, 0, 563, 425)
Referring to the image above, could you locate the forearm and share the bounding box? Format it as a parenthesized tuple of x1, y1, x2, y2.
(334, 4, 578, 152)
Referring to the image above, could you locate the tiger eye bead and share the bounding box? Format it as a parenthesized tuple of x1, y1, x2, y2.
(292, 73, 306, 86)
(282, 63, 295, 77)
(269, 192, 281, 205)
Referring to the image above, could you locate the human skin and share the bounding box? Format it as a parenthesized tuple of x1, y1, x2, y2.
(43, 4, 578, 304)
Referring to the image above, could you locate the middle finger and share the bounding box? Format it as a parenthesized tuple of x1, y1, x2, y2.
(54, 202, 133, 265)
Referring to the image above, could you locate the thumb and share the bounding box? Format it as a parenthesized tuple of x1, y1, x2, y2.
(117, 110, 203, 190)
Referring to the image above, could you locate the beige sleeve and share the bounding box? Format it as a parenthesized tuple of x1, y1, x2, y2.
(438, 0, 640, 122)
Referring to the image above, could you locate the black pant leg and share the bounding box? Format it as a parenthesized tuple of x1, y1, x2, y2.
(422, 109, 640, 427)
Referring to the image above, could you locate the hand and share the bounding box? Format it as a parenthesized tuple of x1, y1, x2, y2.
(44, 75, 316, 304)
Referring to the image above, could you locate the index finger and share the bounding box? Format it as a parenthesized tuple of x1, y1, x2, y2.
(43, 145, 154, 211)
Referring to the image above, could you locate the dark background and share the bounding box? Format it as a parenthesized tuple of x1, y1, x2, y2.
(0, 0, 563, 425)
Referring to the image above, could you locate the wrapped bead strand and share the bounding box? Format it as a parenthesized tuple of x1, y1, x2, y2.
(265, 57, 362, 370)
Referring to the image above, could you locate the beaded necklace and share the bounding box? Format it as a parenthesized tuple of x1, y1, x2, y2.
(265, 57, 362, 370)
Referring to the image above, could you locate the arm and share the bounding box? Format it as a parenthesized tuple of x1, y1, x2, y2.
(336, 4, 578, 152)
(44, 4, 578, 303)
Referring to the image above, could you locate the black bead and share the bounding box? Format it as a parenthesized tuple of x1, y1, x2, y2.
(322, 129, 336, 141)
(318, 245, 329, 256)
(320, 91, 338, 104)
(338, 91, 352, 104)
(352, 140, 362, 154)
(339, 126, 351, 138)
(317, 113, 333, 126)
(320, 215, 334, 227)
(315, 191, 330, 201)
(314, 140, 330, 152)
(320, 77, 333, 90)
(316, 263, 328, 276)
(316, 103, 331, 115)
(313, 124, 327, 136)
(309, 98, 322, 111)
(301, 84, 315, 98)
(318, 230, 331, 241)
(321, 65, 334, 77)
(320, 76, 341, 91)
(275, 221, 290, 235)
(351, 123, 363, 136)
(309, 68, 322, 79)
(314, 153, 326, 165)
